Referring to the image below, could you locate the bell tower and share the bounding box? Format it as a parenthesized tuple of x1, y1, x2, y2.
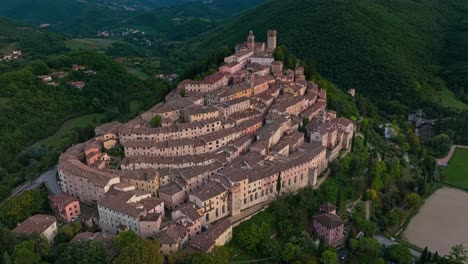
(247, 30, 255, 51)
(267, 30, 277, 50)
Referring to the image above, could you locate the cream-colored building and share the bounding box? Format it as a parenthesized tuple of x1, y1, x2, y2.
(189, 181, 229, 225)
(12, 214, 58, 243)
(97, 186, 164, 238)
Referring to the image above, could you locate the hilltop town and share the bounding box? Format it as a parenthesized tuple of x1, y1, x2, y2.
(31, 30, 355, 254)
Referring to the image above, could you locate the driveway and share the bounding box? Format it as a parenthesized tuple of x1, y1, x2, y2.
(373, 234, 421, 258)
(26, 167, 61, 194)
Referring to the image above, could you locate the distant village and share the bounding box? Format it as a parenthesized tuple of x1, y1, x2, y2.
(36, 64, 95, 89)
(13, 30, 356, 255)
(0, 50, 22, 62)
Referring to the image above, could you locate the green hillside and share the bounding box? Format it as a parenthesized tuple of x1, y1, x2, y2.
(194, 0, 468, 114)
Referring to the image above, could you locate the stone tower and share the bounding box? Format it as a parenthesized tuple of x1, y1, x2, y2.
(247, 30, 255, 51)
(267, 30, 277, 50)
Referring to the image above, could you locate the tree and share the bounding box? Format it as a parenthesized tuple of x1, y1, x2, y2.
(115, 230, 140, 250)
(0, 189, 49, 229)
(419, 247, 429, 264)
(12, 240, 41, 264)
(336, 188, 344, 212)
(356, 237, 381, 256)
(114, 239, 163, 264)
(354, 218, 378, 236)
(320, 250, 338, 264)
(430, 134, 451, 156)
(368, 189, 378, 201)
(385, 244, 413, 264)
(56, 241, 107, 264)
(190, 253, 214, 264)
(407, 129, 421, 153)
(56, 222, 82, 243)
(149, 115, 162, 127)
(446, 244, 468, 264)
(211, 246, 229, 264)
(276, 174, 282, 194)
(167, 250, 187, 264)
(405, 193, 421, 208)
(281, 242, 300, 263)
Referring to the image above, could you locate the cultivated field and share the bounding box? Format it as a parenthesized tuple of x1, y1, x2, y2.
(65, 38, 118, 51)
(404, 187, 468, 255)
(444, 148, 468, 189)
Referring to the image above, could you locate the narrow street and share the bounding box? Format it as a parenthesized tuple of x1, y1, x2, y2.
(2, 167, 61, 205)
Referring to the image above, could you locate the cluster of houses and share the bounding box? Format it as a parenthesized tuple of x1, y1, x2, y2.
(14, 30, 350, 253)
(0, 50, 22, 62)
(35, 64, 95, 90)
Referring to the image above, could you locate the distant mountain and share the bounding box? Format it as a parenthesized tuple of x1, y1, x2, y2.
(0, 0, 264, 36)
(125, 0, 264, 40)
(195, 0, 468, 113)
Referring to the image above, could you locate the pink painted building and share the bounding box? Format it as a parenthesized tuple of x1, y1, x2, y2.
(312, 203, 344, 247)
(49, 193, 81, 223)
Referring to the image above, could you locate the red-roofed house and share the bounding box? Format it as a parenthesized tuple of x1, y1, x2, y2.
(49, 193, 81, 223)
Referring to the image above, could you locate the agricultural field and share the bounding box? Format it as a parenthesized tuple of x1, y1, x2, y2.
(65, 38, 118, 51)
(443, 148, 468, 189)
(404, 187, 468, 255)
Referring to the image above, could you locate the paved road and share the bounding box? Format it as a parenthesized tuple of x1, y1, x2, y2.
(26, 167, 61, 194)
(437, 145, 468, 166)
(374, 234, 421, 258)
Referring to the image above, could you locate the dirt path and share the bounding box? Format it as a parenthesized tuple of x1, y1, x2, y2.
(437, 145, 468, 167)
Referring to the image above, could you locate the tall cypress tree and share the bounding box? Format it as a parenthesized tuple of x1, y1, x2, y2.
(276, 174, 282, 194)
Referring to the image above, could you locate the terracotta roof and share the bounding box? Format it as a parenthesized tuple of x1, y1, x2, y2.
(12, 214, 56, 235)
(157, 225, 186, 244)
(175, 203, 201, 221)
(49, 193, 78, 208)
(190, 181, 227, 201)
(188, 219, 231, 252)
(313, 212, 344, 229)
(320, 203, 337, 212)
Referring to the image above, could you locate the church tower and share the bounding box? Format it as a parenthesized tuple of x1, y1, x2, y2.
(247, 30, 255, 51)
(267, 30, 277, 50)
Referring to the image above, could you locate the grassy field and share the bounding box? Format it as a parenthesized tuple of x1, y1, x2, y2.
(443, 148, 468, 189)
(125, 66, 150, 80)
(31, 113, 104, 150)
(65, 38, 118, 51)
(438, 88, 468, 110)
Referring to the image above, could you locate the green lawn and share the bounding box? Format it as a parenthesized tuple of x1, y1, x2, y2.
(125, 66, 150, 80)
(31, 113, 104, 150)
(438, 88, 468, 110)
(443, 148, 468, 189)
(65, 38, 118, 51)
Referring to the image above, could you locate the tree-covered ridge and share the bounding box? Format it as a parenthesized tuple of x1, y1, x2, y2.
(194, 0, 468, 114)
(0, 47, 170, 200)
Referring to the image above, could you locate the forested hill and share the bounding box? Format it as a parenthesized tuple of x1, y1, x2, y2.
(0, 18, 171, 200)
(0, 0, 265, 36)
(195, 0, 468, 115)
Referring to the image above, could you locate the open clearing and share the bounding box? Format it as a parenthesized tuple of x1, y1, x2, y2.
(65, 38, 118, 51)
(443, 148, 468, 189)
(404, 187, 468, 255)
(438, 88, 468, 110)
(30, 113, 104, 150)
